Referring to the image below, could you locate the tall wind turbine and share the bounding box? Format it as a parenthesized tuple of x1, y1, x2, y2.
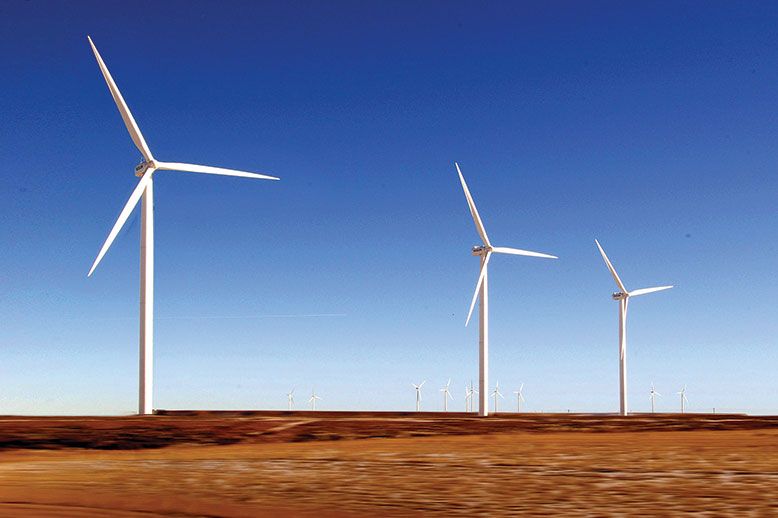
(85, 37, 279, 415)
(513, 383, 525, 413)
(286, 388, 295, 411)
(677, 385, 688, 414)
(440, 379, 453, 412)
(594, 239, 673, 416)
(491, 381, 505, 413)
(309, 389, 322, 411)
(412, 381, 426, 412)
(456, 163, 557, 417)
(649, 383, 661, 413)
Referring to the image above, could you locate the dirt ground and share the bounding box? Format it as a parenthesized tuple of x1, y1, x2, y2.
(1, 413, 777, 516)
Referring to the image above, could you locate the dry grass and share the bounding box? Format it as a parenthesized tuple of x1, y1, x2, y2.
(1, 413, 777, 516)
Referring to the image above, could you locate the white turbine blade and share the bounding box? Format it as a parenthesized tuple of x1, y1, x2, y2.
(465, 251, 491, 326)
(87, 36, 153, 161)
(655, 392, 662, 397)
(446, 378, 451, 388)
(629, 285, 674, 297)
(594, 239, 627, 293)
(491, 246, 557, 260)
(455, 163, 490, 246)
(87, 171, 154, 277)
(420, 380, 426, 388)
(519, 383, 524, 392)
(156, 162, 279, 181)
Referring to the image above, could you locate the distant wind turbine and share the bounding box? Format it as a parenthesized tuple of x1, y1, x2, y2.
(286, 388, 295, 411)
(412, 381, 426, 412)
(309, 389, 322, 411)
(595, 239, 673, 416)
(85, 37, 278, 415)
(457, 164, 557, 417)
(440, 379, 453, 412)
(677, 385, 688, 414)
(649, 383, 661, 413)
(465, 380, 478, 412)
(513, 383, 525, 413)
(491, 381, 505, 413)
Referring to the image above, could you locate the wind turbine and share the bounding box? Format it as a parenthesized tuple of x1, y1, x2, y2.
(440, 379, 453, 412)
(309, 389, 322, 411)
(85, 37, 278, 415)
(491, 381, 505, 413)
(465, 380, 478, 412)
(594, 239, 673, 416)
(649, 383, 661, 413)
(513, 383, 525, 413)
(412, 381, 426, 412)
(286, 388, 295, 411)
(456, 163, 557, 417)
(677, 385, 688, 414)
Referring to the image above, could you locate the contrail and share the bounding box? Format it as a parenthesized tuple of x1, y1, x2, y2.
(63, 313, 347, 321)
(159, 313, 347, 320)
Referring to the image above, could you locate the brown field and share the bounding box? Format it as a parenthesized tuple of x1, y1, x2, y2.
(1, 412, 777, 516)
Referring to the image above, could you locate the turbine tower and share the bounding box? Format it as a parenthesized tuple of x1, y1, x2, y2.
(595, 239, 673, 417)
(649, 383, 661, 413)
(513, 383, 525, 413)
(85, 37, 278, 415)
(286, 388, 295, 411)
(440, 379, 453, 412)
(457, 164, 557, 417)
(412, 381, 426, 412)
(677, 385, 688, 414)
(309, 389, 322, 411)
(491, 381, 505, 413)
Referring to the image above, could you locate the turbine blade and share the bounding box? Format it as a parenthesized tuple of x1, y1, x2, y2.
(156, 162, 279, 181)
(420, 380, 426, 388)
(491, 246, 557, 260)
(87, 36, 153, 161)
(465, 252, 491, 326)
(88, 171, 154, 277)
(629, 285, 674, 297)
(455, 163, 490, 246)
(594, 239, 627, 293)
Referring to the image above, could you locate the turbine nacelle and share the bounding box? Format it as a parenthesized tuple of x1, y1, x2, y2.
(612, 291, 627, 301)
(471, 245, 488, 256)
(134, 159, 155, 177)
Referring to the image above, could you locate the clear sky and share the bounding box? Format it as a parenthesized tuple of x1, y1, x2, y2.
(1, 1, 776, 415)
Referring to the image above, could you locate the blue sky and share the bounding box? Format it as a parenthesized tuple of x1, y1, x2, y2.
(1, 1, 776, 415)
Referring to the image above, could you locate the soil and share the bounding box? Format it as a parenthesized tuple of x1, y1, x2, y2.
(1, 412, 777, 516)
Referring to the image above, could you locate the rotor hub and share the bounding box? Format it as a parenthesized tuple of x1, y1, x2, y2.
(134, 159, 155, 177)
(612, 292, 627, 300)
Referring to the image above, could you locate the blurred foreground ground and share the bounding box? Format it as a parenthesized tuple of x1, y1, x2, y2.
(1, 412, 777, 516)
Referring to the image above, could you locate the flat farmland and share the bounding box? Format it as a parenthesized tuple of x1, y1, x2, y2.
(1, 412, 777, 516)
